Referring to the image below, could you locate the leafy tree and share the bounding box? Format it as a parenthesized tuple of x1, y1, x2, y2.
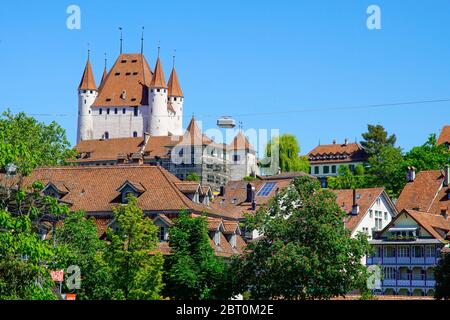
(186, 172, 200, 182)
(0, 182, 70, 300)
(405, 134, 450, 171)
(233, 176, 371, 300)
(163, 212, 232, 300)
(0, 110, 75, 176)
(327, 165, 377, 190)
(105, 195, 164, 300)
(264, 134, 310, 173)
(55, 211, 112, 300)
(367, 146, 406, 197)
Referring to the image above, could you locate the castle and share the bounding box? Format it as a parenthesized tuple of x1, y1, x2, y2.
(77, 51, 183, 142)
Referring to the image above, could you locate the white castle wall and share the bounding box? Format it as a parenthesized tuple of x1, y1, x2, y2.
(91, 106, 145, 139)
(77, 90, 97, 142)
(149, 88, 169, 136)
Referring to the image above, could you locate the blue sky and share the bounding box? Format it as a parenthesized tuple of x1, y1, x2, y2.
(1, 0, 450, 154)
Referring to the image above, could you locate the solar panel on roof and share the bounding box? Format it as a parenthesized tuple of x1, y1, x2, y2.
(257, 182, 277, 197)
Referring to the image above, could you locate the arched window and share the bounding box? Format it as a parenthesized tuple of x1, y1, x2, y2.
(104, 132, 109, 139)
(133, 131, 138, 138)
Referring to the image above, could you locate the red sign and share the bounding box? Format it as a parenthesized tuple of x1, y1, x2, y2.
(50, 270, 64, 282)
(65, 294, 77, 301)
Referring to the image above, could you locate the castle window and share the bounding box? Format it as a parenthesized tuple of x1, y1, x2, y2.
(131, 59, 138, 63)
(133, 72, 138, 75)
(84, 100, 86, 104)
(133, 131, 138, 138)
(99, 108, 103, 115)
(157, 89, 161, 93)
(174, 97, 177, 101)
(134, 107, 138, 117)
(107, 108, 110, 115)
(115, 72, 120, 76)
(104, 132, 109, 139)
(123, 108, 126, 114)
(114, 108, 118, 114)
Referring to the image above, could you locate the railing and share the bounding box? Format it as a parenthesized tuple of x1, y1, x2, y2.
(367, 256, 437, 265)
(381, 279, 436, 288)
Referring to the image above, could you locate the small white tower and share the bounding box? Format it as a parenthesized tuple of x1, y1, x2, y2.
(167, 61, 184, 136)
(149, 55, 169, 136)
(77, 53, 97, 142)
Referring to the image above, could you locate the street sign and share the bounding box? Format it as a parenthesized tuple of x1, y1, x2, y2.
(50, 270, 64, 282)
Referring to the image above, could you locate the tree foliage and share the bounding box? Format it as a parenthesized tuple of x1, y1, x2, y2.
(265, 134, 310, 173)
(163, 212, 232, 300)
(404, 134, 450, 171)
(0, 110, 75, 176)
(233, 176, 371, 300)
(435, 251, 450, 300)
(186, 172, 200, 182)
(361, 124, 396, 158)
(105, 195, 164, 300)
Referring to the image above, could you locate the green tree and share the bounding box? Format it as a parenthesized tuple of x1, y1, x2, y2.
(361, 124, 397, 158)
(186, 172, 200, 182)
(264, 134, 310, 173)
(405, 134, 450, 171)
(435, 251, 450, 300)
(327, 165, 377, 190)
(163, 212, 232, 300)
(367, 146, 406, 197)
(55, 211, 112, 300)
(0, 182, 70, 300)
(233, 176, 371, 300)
(105, 195, 164, 300)
(0, 110, 75, 176)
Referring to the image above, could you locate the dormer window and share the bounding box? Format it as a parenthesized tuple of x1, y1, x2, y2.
(214, 231, 220, 246)
(159, 227, 168, 242)
(117, 181, 145, 204)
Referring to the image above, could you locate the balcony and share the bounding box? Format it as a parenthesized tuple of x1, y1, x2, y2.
(383, 257, 396, 264)
(426, 280, 436, 287)
(411, 280, 425, 286)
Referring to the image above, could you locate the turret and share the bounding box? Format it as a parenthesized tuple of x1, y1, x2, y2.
(148, 57, 168, 136)
(167, 66, 184, 136)
(77, 55, 97, 142)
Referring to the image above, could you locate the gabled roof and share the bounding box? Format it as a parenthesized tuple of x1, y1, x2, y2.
(229, 132, 255, 153)
(78, 58, 97, 91)
(308, 142, 367, 164)
(437, 125, 450, 145)
(16, 166, 216, 214)
(93, 53, 153, 107)
(380, 209, 450, 242)
(396, 170, 446, 214)
(167, 67, 183, 97)
(149, 57, 167, 88)
(332, 188, 396, 233)
(175, 182, 201, 194)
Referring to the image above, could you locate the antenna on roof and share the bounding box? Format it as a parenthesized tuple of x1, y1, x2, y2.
(87, 43, 91, 59)
(173, 49, 176, 68)
(238, 121, 243, 131)
(157, 40, 161, 58)
(104, 52, 107, 69)
(141, 26, 145, 54)
(119, 27, 123, 54)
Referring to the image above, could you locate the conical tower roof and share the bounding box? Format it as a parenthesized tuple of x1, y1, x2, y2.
(78, 58, 97, 91)
(168, 67, 183, 97)
(150, 57, 167, 88)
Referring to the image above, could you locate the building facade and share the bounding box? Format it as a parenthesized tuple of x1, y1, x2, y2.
(367, 209, 450, 297)
(307, 139, 368, 188)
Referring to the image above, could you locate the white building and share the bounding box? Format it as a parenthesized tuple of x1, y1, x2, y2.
(77, 52, 183, 143)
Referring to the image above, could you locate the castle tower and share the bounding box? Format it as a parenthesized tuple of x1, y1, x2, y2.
(149, 57, 168, 136)
(77, 54, 97, 142)
(167, 65, 184, 136)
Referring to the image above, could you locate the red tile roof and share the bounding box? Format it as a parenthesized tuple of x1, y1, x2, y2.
(167, 67, 183, 97)
(229, 132, 255, 153)
(78, 58, 97, 91)
(308, 142, 367, 164)
(399, 209, 450, 242)
(437, 125, 450, 145)
(149, 57, 167, 88)
(93, 53, 153, 107)
(396, 170, 447, 214)
(332, 188, 390, 232)
(17, 165, 215, 214)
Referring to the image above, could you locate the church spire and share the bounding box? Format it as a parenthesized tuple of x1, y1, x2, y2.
(168, 52, 183, 97)
(78, 52, 97, 91)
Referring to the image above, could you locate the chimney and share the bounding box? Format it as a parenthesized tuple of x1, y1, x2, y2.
(333, 139, 337, 145)
(219, 185, 226, 197)
(407, 166, 416, 183)
(251, 200, 257, 211)
(344, 138, 349, 146)
(141, 132, 150, 154)
(246, 183, 255, 203)
(351, 189, 359, 215)
(445, 165, 450, 187)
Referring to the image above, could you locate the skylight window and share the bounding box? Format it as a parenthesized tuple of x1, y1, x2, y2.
(257, 182, 277, 197)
